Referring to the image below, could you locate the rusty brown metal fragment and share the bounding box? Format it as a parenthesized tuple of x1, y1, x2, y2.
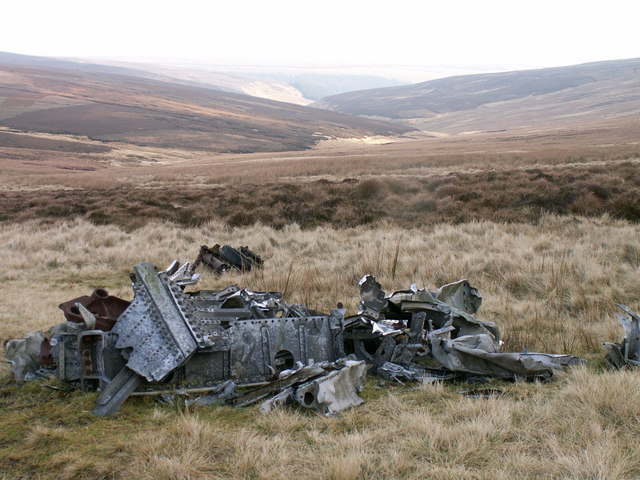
(58, 288, 130, 331)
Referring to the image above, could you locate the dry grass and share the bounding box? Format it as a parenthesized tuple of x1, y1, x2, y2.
(1, 215, 638, 354)
(2, 366, 640, 479)
(0, 215, 639, 478)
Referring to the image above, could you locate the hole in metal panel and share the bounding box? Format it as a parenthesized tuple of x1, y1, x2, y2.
(303, 392, 315, 406)
(274, 350, 295, 371)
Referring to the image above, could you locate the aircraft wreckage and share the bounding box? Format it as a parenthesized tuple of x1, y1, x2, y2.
(5, 257, 586, 417)
(603, 304, 640, 369)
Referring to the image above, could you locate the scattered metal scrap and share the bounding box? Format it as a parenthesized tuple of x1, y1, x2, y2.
(4, 331, 47, 383)
(246, 357, 367, 416)
(603, 304, 640, 369)
(344, 275, 584, 381)
(192, 244, 263, 275)
(5, 265, 586, 418)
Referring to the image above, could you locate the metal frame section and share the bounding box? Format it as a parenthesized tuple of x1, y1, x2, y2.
(77, 330, 126, 390)
(227, 315, 343, 384)
(93, 367, 143, 417)
(114, 262, 199, 382)
(54, 332, 81, 383)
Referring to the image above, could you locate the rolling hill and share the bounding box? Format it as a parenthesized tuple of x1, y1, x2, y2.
(312, 58, 640, 133)
(0, 52, 413, 153)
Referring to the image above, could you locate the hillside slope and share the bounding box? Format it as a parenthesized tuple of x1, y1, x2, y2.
(313, 58, 640, 133)
(86, 60, 312, 105)
(0, 52, 412, 153)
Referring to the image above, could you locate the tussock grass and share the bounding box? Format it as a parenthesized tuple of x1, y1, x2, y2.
(4, 368, 638, 479)
(1, 216, 638, 352)
(1, 216, 639, 478)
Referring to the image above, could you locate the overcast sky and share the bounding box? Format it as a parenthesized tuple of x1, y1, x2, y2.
(1, 0, 638, 71)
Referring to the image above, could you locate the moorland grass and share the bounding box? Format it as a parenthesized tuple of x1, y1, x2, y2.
(1, 216, 639, 478)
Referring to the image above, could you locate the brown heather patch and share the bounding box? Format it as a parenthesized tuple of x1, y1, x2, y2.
(1, 159, 639, 229)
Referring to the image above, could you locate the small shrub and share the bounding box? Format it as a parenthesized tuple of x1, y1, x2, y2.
(355, 179, 383, 200)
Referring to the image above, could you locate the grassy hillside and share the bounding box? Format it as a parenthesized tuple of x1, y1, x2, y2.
(313, 58, 640, 133)
(0, 54, 412, 153)
(1, 116, 638, 228)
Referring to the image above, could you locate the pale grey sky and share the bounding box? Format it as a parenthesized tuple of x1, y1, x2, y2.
(1, 0, 638, 71)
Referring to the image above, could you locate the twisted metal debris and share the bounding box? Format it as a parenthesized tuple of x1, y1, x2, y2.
(345, 275, 584, 381)
(5, 262, 586, 417)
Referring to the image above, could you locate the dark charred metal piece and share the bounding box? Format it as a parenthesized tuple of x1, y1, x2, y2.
(238, 246, 264, 268)
(192, 245, 231, 275)
(192, 244, 263, 275)
(219, 245, 258, 272)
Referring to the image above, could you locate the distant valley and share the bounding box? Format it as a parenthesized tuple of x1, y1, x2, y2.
(93, 60, 408, 105)
(1, 52, 639, 157)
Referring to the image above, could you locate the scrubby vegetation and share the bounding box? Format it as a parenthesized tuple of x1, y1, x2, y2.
(1, 159, 640, 229)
